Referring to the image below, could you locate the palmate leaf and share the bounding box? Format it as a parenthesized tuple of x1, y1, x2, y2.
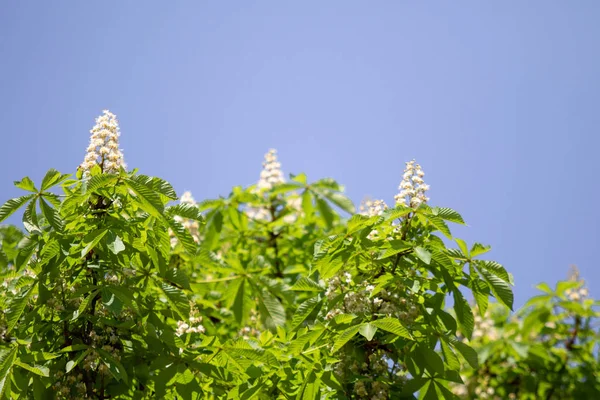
(0, 195, 34, 223)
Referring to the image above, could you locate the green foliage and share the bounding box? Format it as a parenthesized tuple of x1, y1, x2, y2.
(0, 148, 518, 399)
(454, 268, 600, 399)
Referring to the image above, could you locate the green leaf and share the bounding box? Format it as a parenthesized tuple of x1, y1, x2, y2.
(384, 205, 412, 221)
(85, 173, 119, 194)
(0, 195, 34, 223)
(453, 290, 474, 339)
(332, 325, 361, 352)
(414, 246, 432, 265)
(440, 339, 460, 371)
(346, 214, 374, 235)
(291, 297, 321, 331)
(59, 345, 90, 353)
(333, 314, 356, 325)
(449, 339, 479, 369)
(14, 361, 49, 377)
(290, 277, 325, 292)
(358, 323, 378, 341)
(455, 238, 469, 257)
(470, 279, 490, 316)
(0, 346, 17, 398)
(316, 197, 334, 228)
(434, 207, 466, 225)
(536, 282, 554, 294)
(420, 347, 445, 375)
(14, 177, 37, 192)
(40, 169, 71, 191)
(377, 240, 412, 260)
(426, 215, 452, 239)
(72, 290, 98, 320)
(371, 317, 412, 339)
(470, 243, 491, 258)
(6, 286, 34, 333)
(66, 349, 90, 373)
(476, 267, 514, 310)
(321, 191, 355, 214)
(257, 287, 286, 328)
(97, 348, 129, 383)
(39, 197, 64, 231)
(159, 282, 190, 319)
(168, 217, 197, 255)
(475, 260, 511, 283)
(125, 177, 164, 218)
(81, 229, 108, 258)
(136, 175, 178, 200)
(167, 203, 204, 222)
(22, 199, 40, 234)
(106, 231, 125, 255)
(269, 182, 303, 196)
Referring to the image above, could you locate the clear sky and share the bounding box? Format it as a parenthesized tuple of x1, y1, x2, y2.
(1, 2, 599, 307)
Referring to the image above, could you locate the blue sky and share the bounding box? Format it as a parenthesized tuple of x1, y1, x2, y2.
(1, 1, 599, 307)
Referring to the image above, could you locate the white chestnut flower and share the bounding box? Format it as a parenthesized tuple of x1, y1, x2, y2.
(394, 160, 430, 208)
(80, 110, 126, 178)
(255, 149, 285, 191)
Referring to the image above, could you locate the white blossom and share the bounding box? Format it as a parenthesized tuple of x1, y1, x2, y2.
(255, 148, 285, 191)
(80, 110, 126, 178)
(394, 160, 430, 208)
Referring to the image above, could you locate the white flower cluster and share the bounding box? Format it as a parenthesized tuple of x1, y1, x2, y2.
(472, 312, 499, 341)
(324, 273, 418, 324)
(80, 110, 126, 178)
(566, 265, 589, 302)
(359, 199, 388, 217)
(52, 371, 87, 398)
(247, 148, 295, 222)
(256, 148, 285, 191)
(394, 160, 429, 208)
(175, 304, 205, 336)
(282, 195, 304, 224)
(170, 191, 201, 247)
(359, 199, 388, 240)
(334, 349, 404, 399)
(239, 325, 261, 340)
